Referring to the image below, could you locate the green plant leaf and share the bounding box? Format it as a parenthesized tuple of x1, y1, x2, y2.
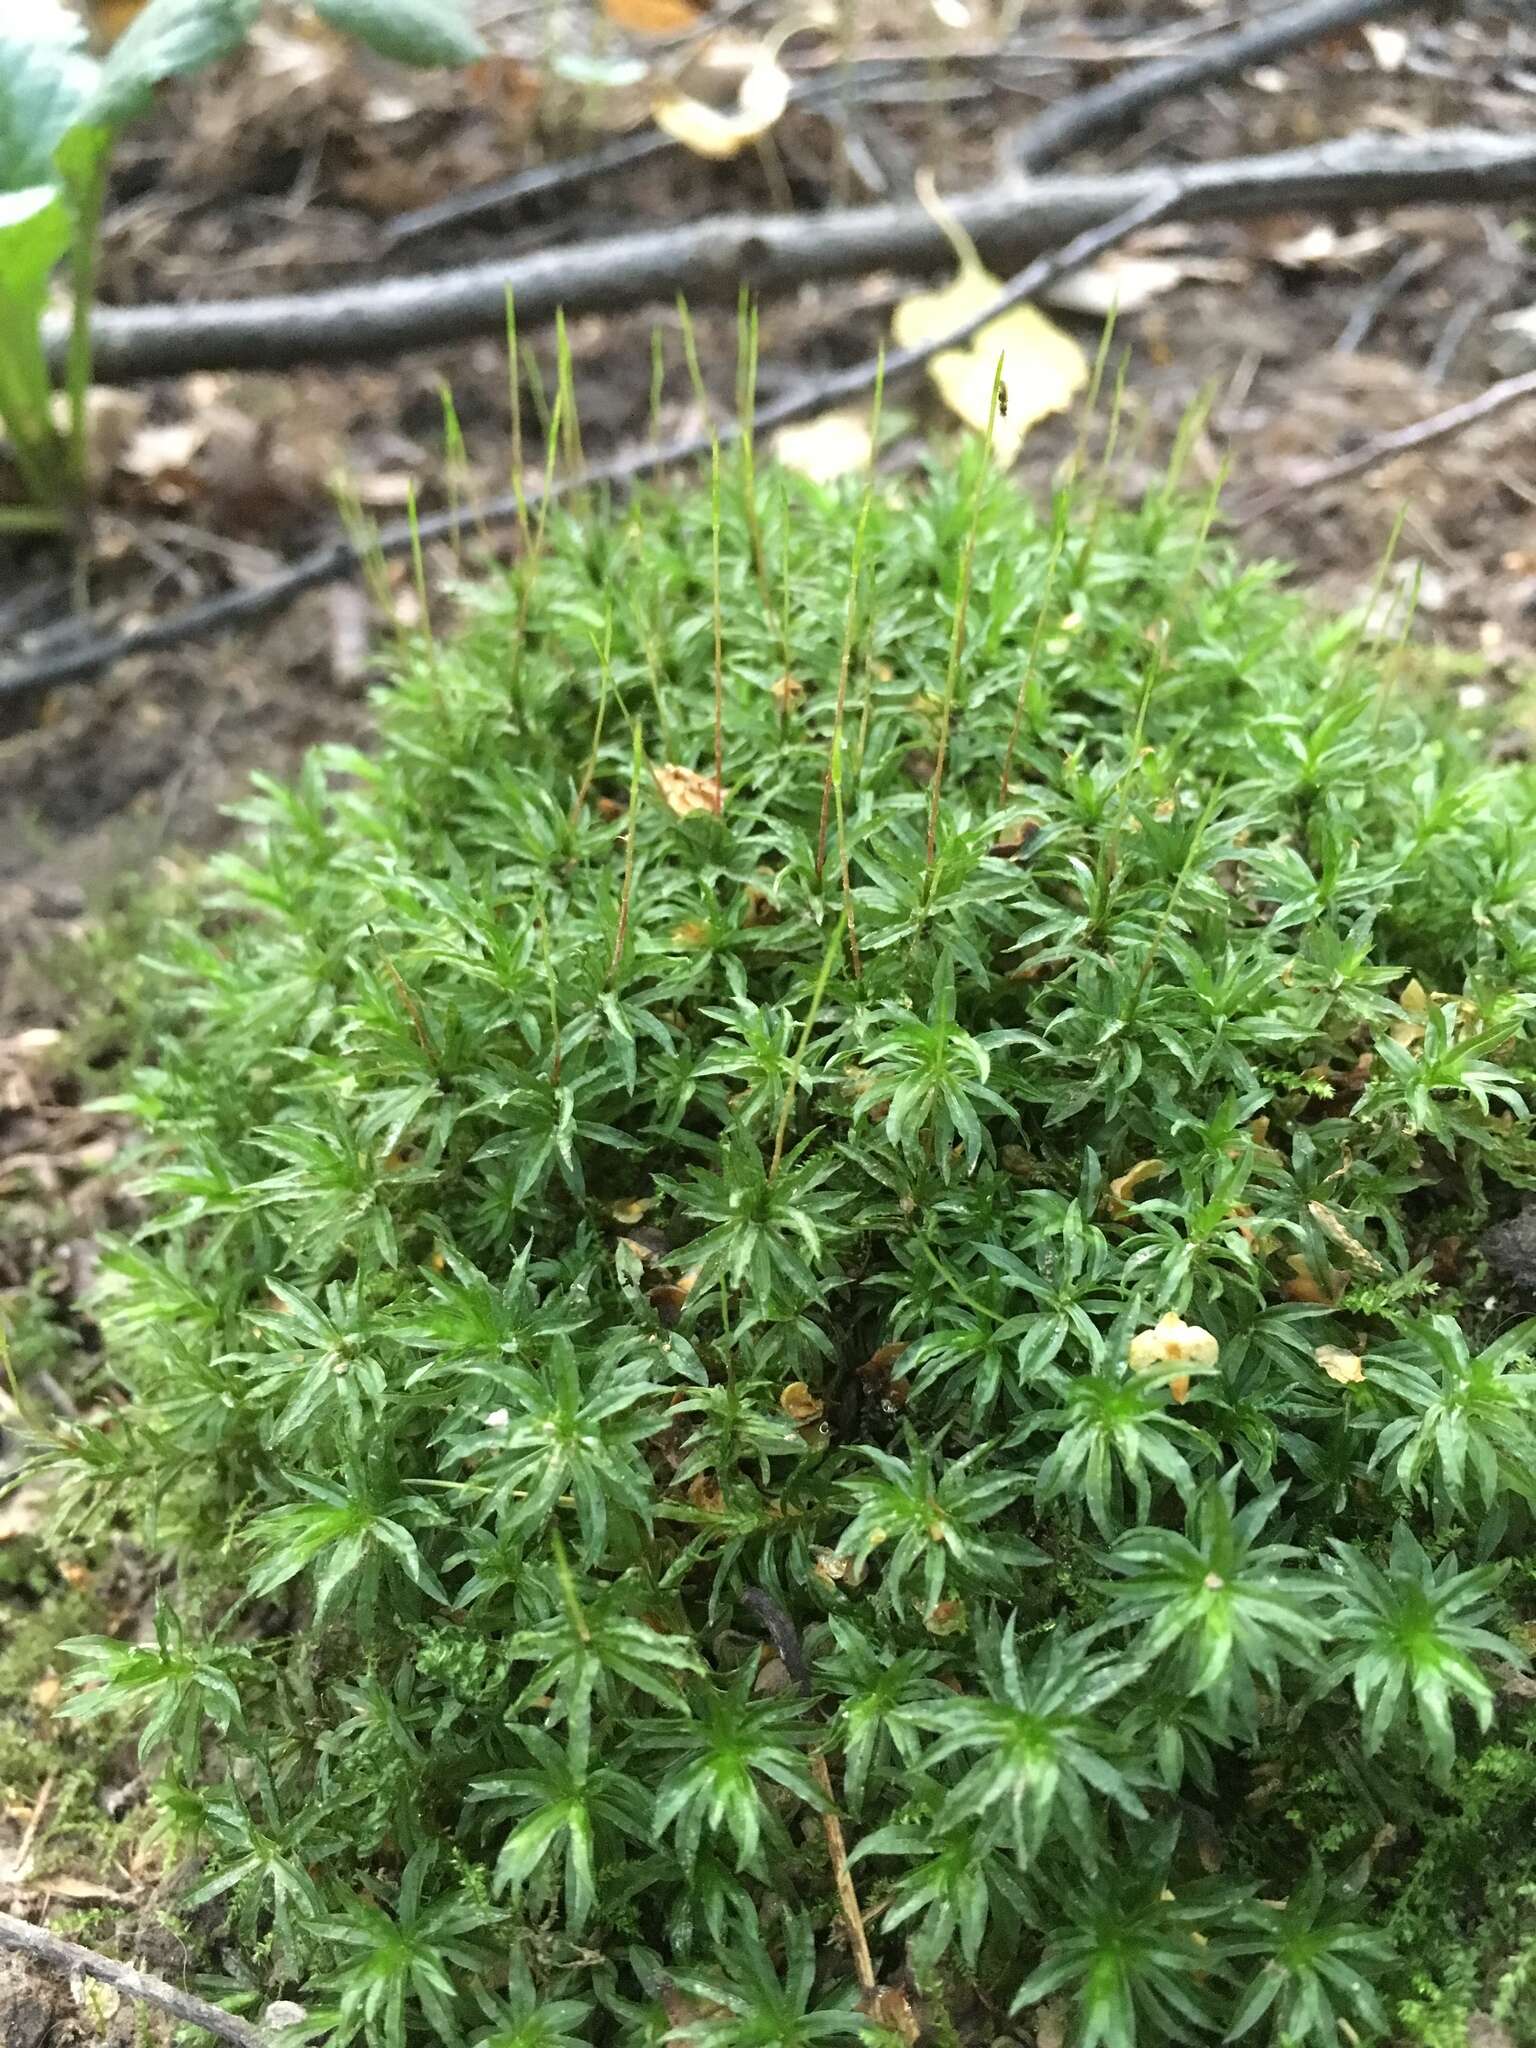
(89, 0, 261, 126)
(0, 183, 72, 292)
(0, 28, 99, 191)
(0, 184, 73, 476)
(311, 0, 484, 67)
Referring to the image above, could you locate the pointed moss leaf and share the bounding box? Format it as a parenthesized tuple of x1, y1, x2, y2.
(89, 0, 260, 126)
(0, 32, 100, 191)
(311, 0, 484, 66)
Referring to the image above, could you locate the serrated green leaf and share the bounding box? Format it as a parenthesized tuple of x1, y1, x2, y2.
(312, 0, 484, 67)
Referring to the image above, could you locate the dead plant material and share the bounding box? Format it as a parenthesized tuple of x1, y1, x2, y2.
(809, 1753, 877, 1995)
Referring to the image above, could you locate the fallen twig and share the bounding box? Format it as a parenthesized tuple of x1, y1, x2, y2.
(0, 1907, 270, 2047)
(809, 1753, 877, 1995)
(55, 130, 1536, 382)
(389, 1, 1409, 243)
(0, 1776, 55, 1890)
(383, 127, 684, 247)
(1333, 240, 1442, 355)
(381, 44, 1071, 245)
(383, 65, 938, 244)
(1240, 364, 1536, 517)
(1012, 0, 1420, 170)
(742, 1586, 813, 1692)
(739, 1590, 875, 1988)
(2, 182, 1180, 703)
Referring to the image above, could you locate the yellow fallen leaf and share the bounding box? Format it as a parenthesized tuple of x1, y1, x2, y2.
(1308, 1199, 1384, 1274)
(1389, 976, 1429, 1048)
(655, 764, 723, 816)
(653, 47, 790, 159)
(1315, 1344, 1366, 1385)
(602, 0, 702, 32)
(1129, 1311, 1219, 1371)
(1283, 1252, 1346, 1305)
(892, 261, 1087, 465)
(772, 408, 874, 483)
(811, 1547, 852, 1585)
(1108, 1156, 1166, 1217)
(780, 1380, 824, 1423)
(1045, 254, 1186, 318)
(923, 1597, 967, 1635)
(83, 0, 148, 48)
(46, 1875, 135, 1905)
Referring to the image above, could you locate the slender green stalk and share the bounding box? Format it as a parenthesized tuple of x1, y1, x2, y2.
(710, 435, 724, 811)
(64, 147, 108, 520)
(649, 326, 666, 445)
(676, 295, 711, 424)
(608, 720, 644, 986)
(1000, 515, 1067, 801)
(817, 353, 885, 878)
(572, 605, 614, 824)
(404, 481, 432, 645)
(926, 359, 1001, 870)
(505, 289, 531, 551)
(1372, 558, 1421, 737)
(554, 307, 585, 480)
(735, 291, 773, 624)
(1344, 501, 1409, 676)
(770, 909, 848, 1179)
(0, 503, 70, 533)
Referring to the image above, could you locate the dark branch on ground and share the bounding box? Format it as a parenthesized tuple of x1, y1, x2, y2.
(53, 130, 1536, 383)
(382, 63, 963, 245)
(1012, 0, 1422, 170)
(1240, 363, 1536, 516)
(1, 184, 1183, 703)
(0, 1908, 272, 2048)
(386, 0, 1417, 245)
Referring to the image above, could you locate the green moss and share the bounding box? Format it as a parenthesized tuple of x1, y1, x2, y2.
(48, 449, 1536, 2046)
(0, 1578, 137, 1875)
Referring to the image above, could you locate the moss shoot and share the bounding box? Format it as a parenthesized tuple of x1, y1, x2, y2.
(52, 445, 1536, 2047)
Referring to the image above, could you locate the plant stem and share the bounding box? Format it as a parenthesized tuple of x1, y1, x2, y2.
(65, 147, 108, 520)
(926, 368, 1001, 869)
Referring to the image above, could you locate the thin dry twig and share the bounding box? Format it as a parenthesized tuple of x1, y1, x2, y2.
(1334, 241, 1442, 356)
(1012, 0, 1420, 170)
(809, 1752, 877, 1995)
(383, 39, 1056, 245)
(383, 59, 926, 245)
(1241, 364, 1536, 517)
(1, 182, 1182, 704)
(0, 1908, 271, 2047)
(0, 1775, 55, 1889)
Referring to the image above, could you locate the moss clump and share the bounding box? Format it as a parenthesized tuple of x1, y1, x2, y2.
(57, 449, 1536, 2045)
